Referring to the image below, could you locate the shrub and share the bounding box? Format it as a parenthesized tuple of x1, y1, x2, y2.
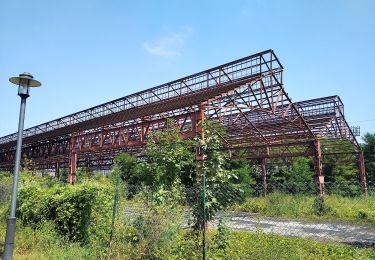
(312, 196, 332, 216)
(212, 219, 230, 253)
(17, 180, 113, 244)
(109, 201, 184, 259)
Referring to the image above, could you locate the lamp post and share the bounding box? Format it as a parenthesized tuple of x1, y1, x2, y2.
(3, 72, 41, 260)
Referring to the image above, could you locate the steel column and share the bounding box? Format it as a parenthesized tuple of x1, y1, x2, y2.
(358, 151, 368, 195)
(195, 105, 205, 161)
(313, 139, 324, 196)
(261, 158, 267, 196)
(194, 104, 206, 259)
(68, 151, 77, 184)
(56, 161, 60, 179)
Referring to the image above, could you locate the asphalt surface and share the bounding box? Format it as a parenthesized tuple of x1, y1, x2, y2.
(122, 205, 375, 246)
(212, 211, 375, 247)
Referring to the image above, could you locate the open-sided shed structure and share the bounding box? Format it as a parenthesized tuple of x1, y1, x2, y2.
(0, 50, 366, 194)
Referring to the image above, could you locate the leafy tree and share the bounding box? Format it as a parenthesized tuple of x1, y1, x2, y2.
(252, 157, 314, 194)
(141, 123, 195, 187)
(114, 122, 195, 188)
(59, 168, 69, 184)
(194, 122, 240, 229)
(362, 132, 375, 183)
(225, 158, 254, 185)
(114, 120, 241, 230)
(113, 152, 139, 185)
(284, 157, 315, 193)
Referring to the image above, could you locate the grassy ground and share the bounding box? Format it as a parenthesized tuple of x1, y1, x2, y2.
(0, 222, 374, 259)
(230, 192, 375, 226)
(0, 223, 94, 260)
(215, 231, 375, 260)
(0, 176, 374, 259)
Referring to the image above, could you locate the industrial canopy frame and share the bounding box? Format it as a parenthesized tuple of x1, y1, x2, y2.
(0, 50, 366, 195)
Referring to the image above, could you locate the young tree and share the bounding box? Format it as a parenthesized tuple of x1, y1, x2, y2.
(114, 122, 195, 188)
(194, 122, 240, 230)
(362, 133, 375, 182)
(113, 152, 139, 185)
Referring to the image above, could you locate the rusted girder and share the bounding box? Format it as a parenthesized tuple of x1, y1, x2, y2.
(0, 50, 366, 193)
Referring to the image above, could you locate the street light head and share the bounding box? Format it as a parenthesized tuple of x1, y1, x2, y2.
(9, 72, 41, 87)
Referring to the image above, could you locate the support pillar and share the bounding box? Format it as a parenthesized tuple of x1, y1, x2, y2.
(194, 104, 207, 258)
(68, 151, 77, 184)
(195, 104, 205, 161)
(313, 139, 324, 196)
(261, 158, 267, 197)
(55, 161, 60, 179)
(358, 151, 368, 195)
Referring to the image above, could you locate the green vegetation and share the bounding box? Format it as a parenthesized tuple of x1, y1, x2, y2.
(0, 130, 374, 259)
(363, 132, 375, 183)
(1, 219, 374, 259)
(212, 231, 375, 259)
(17, 179, 113, 244)
(0, 222, 94, 260)
(230, 192, 375, 226)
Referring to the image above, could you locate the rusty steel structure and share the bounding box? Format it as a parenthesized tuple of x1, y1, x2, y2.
(0, 50, 366, 194)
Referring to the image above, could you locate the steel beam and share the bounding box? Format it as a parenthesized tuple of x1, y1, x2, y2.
(358, 151, 368, 195)
(313, 139, 324, 196)
(0, 51, 364, 192)
(68, 149, 77, 184)
(261, 158, 267, 197)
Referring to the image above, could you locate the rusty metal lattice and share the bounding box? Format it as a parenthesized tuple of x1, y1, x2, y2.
(0, 49, 366, 194)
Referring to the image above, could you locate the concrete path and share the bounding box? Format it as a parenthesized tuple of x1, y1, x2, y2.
(122, 205, 375, 246)
(212, 211, 375, 246)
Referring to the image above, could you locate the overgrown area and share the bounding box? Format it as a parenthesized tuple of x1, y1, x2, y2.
(230, 192, 375, 225)
(0, 128, 374, 259)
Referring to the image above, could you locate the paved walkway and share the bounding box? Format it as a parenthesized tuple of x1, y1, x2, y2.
(212, 211, 375, 246)
(123, 205, 375, 246)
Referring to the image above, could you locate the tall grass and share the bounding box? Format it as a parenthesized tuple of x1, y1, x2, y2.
(1, 222, 374, 259)
(230, 191, 375, 225)
(1, 175, 374, 259)
(0, 222, 94, 260)
(218, 231, 375, 259)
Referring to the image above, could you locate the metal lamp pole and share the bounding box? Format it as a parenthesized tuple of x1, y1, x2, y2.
(3, 73, 41, 260)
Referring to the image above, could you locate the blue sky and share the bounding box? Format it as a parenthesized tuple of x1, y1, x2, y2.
(0, 0, 374, 140)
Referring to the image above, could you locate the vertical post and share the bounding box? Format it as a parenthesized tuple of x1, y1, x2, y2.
(195, 104, 206, 260)
(261, 158, 267, 197)
(3, 95, 27, 260)
(68, 151, 77, 184)
(196, 105, 205, 144)
(358, 151, 368, 195)
(55, 161, 60, 179)
(313, 139, 324, 196)
(202, 172, 206, 260)
(195, 105, 205, 174)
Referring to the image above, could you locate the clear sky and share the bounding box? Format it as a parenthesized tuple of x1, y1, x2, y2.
(0, 0, 374, 140)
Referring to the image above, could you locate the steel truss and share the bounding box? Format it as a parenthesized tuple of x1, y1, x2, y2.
(0, 50, 366, 194)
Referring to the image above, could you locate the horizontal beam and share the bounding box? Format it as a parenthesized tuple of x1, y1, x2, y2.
(0, 49, 280, 148)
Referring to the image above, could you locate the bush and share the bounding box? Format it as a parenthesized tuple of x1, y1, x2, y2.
(212, 219, 230, 254)
(312, 196, 332, 216)
(109, 200, 185, 259)
(17, 180, 113, 244)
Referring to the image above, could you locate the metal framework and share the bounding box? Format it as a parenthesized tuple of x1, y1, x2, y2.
(0, 50, 366, 194)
